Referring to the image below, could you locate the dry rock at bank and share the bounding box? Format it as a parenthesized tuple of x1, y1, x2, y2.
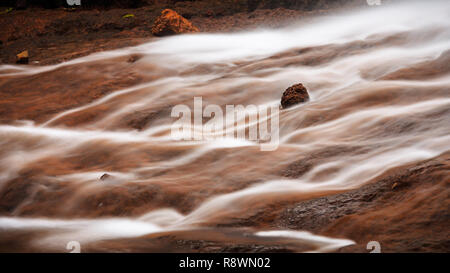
(152, 9, 200, 36)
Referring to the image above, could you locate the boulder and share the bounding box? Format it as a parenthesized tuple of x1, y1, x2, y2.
(152, 9, 200, 37)
(280, 83, 309, 109)
(16, 50, 29, 64)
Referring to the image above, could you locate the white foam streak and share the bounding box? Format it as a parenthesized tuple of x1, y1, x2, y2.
(255, 230, 355, 253)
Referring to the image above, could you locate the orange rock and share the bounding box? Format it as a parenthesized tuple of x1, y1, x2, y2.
(152, 9, 200, 37)
(16, 50, 29, 64)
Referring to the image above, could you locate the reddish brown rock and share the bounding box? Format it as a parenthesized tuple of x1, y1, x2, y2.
(152, 9, 200, 37)
(281, 83, 309, 109)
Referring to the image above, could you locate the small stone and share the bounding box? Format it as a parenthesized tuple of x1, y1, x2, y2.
(280, 83, 310, 109)
(16, 50, 29, 64)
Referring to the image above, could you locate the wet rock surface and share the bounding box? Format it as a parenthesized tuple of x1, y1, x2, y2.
(277, 153, 450, 252)
(2, 152, 446, 253)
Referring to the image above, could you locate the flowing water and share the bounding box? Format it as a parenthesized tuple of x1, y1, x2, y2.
(0, 1, 449, 252)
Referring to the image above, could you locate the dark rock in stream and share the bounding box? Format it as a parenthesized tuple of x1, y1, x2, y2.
(280, 83, 309, 109)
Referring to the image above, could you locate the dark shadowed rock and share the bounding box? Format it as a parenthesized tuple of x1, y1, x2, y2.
(152, 9, 200, 37)
(280, 83, 309, 109)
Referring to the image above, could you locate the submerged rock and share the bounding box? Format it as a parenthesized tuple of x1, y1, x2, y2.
(100, 173, 111, 181)
(152, 9, 200, 37)
(280, 83, 309, 109)
(16, 50, 29, 64)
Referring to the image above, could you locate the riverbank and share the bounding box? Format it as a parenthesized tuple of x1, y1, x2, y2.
(0, 1, 363, 65)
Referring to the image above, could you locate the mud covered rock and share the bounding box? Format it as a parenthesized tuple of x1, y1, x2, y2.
(152, 9, 200, 36)
(280, 83, 309, 109)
